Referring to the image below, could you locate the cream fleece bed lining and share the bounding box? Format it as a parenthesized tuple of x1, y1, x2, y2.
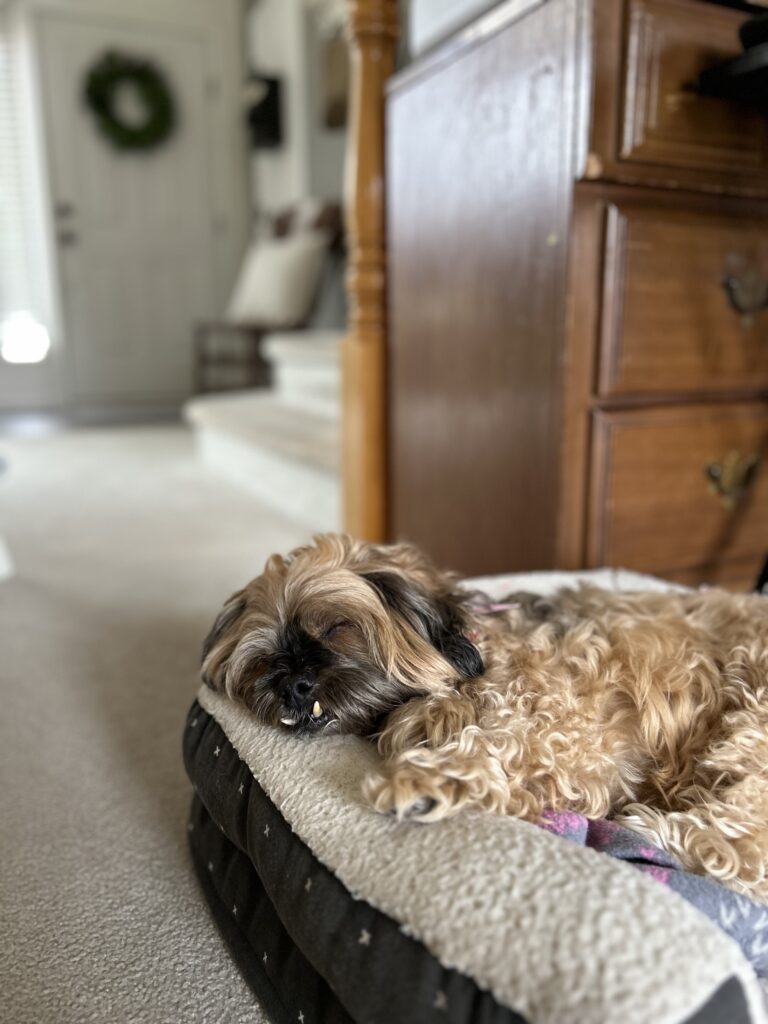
(191, 569, 767, 1024)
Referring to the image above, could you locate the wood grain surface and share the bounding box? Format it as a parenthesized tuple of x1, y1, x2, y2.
(620, 0, 768, 174)
(586, 0, 768, 196)
(342, 0, 399, 542)
(387, 0, 578, 575)
(589, 402, 768, 575)
(382, 0, 768, 583)
(599, 202, 768, 395)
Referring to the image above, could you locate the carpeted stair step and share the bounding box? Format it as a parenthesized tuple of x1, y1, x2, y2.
(263, 331, 341, 418)
(183, 391, 340, 530)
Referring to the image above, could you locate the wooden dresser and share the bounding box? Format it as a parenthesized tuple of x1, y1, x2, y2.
(386, 0, 768, 586)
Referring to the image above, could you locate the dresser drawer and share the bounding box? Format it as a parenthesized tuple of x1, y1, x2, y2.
(587, 0, 768, 195)
(620, 0, 768, 175)
(589, 403, 768, 576)
(598, 202, 768, 396)
(664, 557, 762, 592)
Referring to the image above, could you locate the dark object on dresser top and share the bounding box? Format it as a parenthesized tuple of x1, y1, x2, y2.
(697, 40, 768, 106)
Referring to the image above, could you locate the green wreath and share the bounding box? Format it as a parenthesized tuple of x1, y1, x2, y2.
(83, 51, 176, 152)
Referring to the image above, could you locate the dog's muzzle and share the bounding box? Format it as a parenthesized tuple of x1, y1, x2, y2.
(280, 674, 324, 728)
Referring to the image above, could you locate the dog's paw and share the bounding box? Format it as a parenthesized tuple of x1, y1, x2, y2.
(363, 772, 439, 822)
(403, 796, 438, 819)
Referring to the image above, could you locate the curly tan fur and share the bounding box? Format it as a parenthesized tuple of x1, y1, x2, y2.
(201, 534, 768, 902)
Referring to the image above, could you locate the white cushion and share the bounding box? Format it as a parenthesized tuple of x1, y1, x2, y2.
(225, 232, 327, 327)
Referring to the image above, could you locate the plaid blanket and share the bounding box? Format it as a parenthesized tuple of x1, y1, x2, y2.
(540, 811, 768, 978)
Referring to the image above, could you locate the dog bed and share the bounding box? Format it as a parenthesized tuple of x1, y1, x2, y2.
(183, 569, 768, 1024)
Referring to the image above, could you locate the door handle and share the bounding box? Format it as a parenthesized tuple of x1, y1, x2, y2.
(705, 451, 760, 509)
(54, 201, 76, 219)
(722, 253, 768, 323)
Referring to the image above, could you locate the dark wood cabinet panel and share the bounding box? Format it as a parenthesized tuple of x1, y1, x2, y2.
(387, 0, 579, 575)
(386, 0, 768, 587)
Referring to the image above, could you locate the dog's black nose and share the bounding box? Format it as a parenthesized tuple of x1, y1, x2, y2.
(286, 674, 315, 705)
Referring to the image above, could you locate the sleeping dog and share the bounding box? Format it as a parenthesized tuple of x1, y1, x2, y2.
(201, 534, 768, 903)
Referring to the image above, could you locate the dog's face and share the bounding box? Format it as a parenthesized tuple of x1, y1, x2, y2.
(201, 534, 484, 736)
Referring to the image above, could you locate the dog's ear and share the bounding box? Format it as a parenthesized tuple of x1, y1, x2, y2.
(362, 571, 484, 679)
(201, 590, 246, 689)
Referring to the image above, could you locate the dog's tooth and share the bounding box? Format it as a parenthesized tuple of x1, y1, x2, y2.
(312, 701, 323, 719)
(280, 716, 298, 727)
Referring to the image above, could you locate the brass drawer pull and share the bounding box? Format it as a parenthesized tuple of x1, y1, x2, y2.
(722, 253, 768, 324)
(705, 451, 760, 509)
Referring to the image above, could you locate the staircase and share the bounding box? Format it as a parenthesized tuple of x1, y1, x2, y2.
(183, 332, 342, 530)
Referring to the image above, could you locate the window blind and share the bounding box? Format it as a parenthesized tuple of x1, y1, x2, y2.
(0, 6, 34, 319)
(0, 7, 52, 364)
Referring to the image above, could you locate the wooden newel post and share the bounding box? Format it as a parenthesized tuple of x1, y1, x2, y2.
(343, 0, 399, 541)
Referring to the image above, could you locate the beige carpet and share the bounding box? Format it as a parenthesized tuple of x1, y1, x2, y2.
(0, 425, 309, 1024)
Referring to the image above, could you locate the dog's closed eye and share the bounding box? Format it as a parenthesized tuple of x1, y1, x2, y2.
(324, 620, 356, 640)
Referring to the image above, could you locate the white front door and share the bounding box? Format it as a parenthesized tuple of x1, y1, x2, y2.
(38, 12, 223, 406)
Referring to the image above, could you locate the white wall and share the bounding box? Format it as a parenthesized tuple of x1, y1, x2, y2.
(247, 0, 308, 211)
(247, 0, 346, 214)
(303, 11, 347, 202)
(409, 0, 497, 55)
